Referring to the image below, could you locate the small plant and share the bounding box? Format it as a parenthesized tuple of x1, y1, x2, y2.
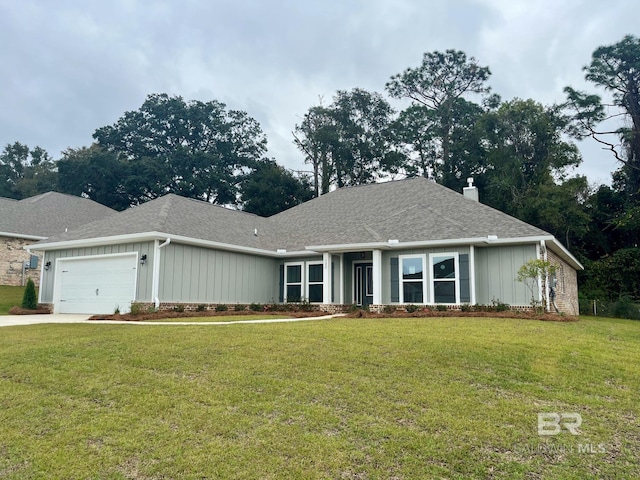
(491, 298, 510, 312)
(383, 304, 396, 314)
(173, 305, 185, 312)
(215, 304, 228, 312)
(234, 304, 245, 311)
(196, 304, 206, 312)
(21, 278, 38, 310)
(460, 303, 472, 312)
(517, 259, 556, 314)
(249, 303, 262, 312)
(297, 300, 314, 312)
(436, 304, 448, 311)
(114, 305, 121, 315)
(405, 304, 419, 313)
(130, 302, 145, 315)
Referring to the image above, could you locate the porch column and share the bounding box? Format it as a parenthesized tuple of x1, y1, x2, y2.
(469, 245, 476, 305)
(339, 253, 344, 304)
(323, 252, 332, 304)
(372, 249, 382, 305)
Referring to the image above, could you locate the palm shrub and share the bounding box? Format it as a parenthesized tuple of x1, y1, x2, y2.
(21, 278, 37, 310)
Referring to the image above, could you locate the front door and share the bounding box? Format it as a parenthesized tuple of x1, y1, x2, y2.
(354, 262, 373, 307)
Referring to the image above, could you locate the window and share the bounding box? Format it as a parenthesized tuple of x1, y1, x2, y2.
(430, 253, 459, 304)
(307, 262, 323, 303)
(399, 255, 425, 303)
(285, 263, 303, 302)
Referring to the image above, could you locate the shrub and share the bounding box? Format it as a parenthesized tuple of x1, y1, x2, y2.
(215, 304, 228, 312)
(233, 304, 245, 311)
(436, 304, 448, 311)
(611, 296, 640, 320)
(405, 304, 419, 313)
(173, 305, 185, 312)
(196, 304, 207, 312)
(460, 303, 472, 312)
(130, 303, 145, 315)
(492, 299, 510, 312)
(383, 305, 396, 314)
(21, 278, 38, 310)
(114, 305, 121, 315)
(249, 303, 262, 312)
(298, 300, 314, 312)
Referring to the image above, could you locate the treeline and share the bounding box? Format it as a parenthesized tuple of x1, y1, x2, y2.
(1, 36, 639, 303)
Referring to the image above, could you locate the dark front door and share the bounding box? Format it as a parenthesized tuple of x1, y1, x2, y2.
(354, 262, 373, 307)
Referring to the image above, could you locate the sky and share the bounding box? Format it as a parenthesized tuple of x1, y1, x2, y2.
(1, 0, 637, 188)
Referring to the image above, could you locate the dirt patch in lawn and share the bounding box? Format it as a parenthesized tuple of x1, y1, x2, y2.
(8, 306, 51, 315)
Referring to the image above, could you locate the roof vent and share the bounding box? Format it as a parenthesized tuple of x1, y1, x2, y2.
(463, 177, 479, 202)
(254, 228, 258, 236)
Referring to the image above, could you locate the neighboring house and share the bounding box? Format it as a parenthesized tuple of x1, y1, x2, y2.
(31, 178, 582, 315)
(0, 192, 116, 287)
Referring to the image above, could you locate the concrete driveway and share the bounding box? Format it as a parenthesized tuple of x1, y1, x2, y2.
(0, 314, 92, 327)
(0, 313, 342, 327)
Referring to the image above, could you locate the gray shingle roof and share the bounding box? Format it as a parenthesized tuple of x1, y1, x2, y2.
(0, 192, 116, 238)
(34, 178, 551, 252)
(269, 177, 548, 250)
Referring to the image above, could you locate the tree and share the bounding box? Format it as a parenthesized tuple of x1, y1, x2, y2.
(386, 49, 492, 180)
(293, 88, 402, 194)
(93, 93, 268, 206)
(240, 160, 313, 217)
(57, 144, 131, 211)
(517, 259, 557, 312)
(564, 34, 640, 202)
(21, 278, 38, 310)
(0, 142, 57, 199)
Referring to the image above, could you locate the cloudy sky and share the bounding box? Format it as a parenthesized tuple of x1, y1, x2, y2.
(1, 0, 637, 187)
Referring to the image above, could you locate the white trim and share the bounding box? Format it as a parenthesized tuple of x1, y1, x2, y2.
(469, 245, 476, 305)
(542, 239, 550, 312)
(307, 261, 324, 303)
(52, 252, 138, 314)
(4, 232, 47, 241)
(372, 249, 382, 305)
(322, 253, 331, 304)
(429, 252, 460, 305)
(283, 262, 304, 302)
(398, 254, 427, 304)
(339, 253, 344, 304)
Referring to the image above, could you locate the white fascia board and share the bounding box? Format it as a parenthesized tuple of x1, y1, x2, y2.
(32, 231, 307, 259)
(304, 236, 546, 253)
(0, 231, 48, 242)
(547, 238, 584, 270)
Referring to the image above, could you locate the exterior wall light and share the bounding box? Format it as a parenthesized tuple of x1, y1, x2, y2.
(44, 261, 51, 271)
(140, 254, 147, 265)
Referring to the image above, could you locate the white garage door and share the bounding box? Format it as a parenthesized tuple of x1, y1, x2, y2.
(56, 254, 138, 314)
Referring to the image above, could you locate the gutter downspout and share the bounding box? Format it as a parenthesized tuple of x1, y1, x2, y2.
(541, 240, 550, 312)
(151, 238, 171, 308)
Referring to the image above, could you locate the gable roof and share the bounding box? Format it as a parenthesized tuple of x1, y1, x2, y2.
(0, 192, 116, 239)
(31, 178, 582, 269)
(269, 177, 547, 250)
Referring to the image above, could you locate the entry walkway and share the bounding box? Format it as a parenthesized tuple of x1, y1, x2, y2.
(0, 313, 343, 328)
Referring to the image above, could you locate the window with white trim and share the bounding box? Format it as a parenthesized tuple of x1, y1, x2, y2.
(284, 263, 303, 302)
(307, 262, 323, 303)
(399, 255, 426, 303)
(430, 253, 459, 304)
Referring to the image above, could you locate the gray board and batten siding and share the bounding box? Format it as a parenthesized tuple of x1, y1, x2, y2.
(159, 243, 278, 304)
(40, 242, 154, 303)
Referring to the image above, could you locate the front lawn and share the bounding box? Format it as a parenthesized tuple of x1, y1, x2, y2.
(0, 316, 638, 479)
(0, 285, 24, 314)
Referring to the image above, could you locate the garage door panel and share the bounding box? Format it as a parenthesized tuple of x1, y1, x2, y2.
(56, 254, 138, 314)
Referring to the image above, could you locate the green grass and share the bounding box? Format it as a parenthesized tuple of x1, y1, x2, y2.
(0, 316, 638, 479)
(0, 285, 25, 314)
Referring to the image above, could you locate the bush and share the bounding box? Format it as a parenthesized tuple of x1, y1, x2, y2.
(435, 304, 448, 311)
(196, 304, 207, 312)
(492, 299, 511, 312)
(234, 304, 245, 311)
(383, 305, 396, 314)
(173, 305, 185, 312)
(249, 303, 262, 312)
(611, 296, 640, 320)
(21, 278, 38, 310)
(405, 304, 420, 313)
(130, 303, 145, 315)
(215, 304, 228, 312)
(460, 303, 472, 312)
